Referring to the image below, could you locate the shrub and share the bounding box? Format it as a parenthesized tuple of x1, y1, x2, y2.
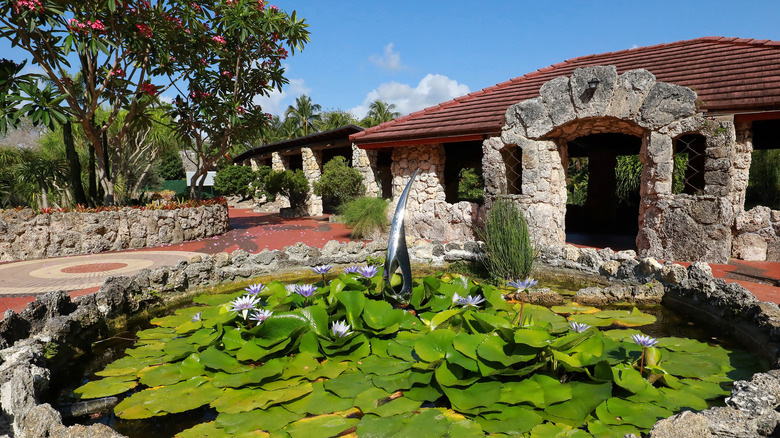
(312, 156, 365, 205)
(158, 151, 186, 180)
(265, 169, 310, 208)
(339, 196, 389, 239)
(214, 165, 256, 198)
(477, 198, 534, 282)
(253, 165, 273, 199)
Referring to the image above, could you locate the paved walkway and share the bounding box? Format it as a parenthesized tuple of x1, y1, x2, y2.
(0, 207, 778, 317)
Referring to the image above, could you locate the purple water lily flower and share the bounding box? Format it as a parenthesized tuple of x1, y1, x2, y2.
(313, 265, 332, 275)
(343, 266, 360, 274)
(244, 283, 265, 295)
(455, 294, 486, 308)
(331, 320, 352, 338)
(250, 309, 273, 324)
(295, 284, 317, 298)
(507, 277, 539, 291)
(359, 265, 379, 278)
(568, 321, 591, 333)
(631, 333, 659, 348)
(228, 294, 261, 319)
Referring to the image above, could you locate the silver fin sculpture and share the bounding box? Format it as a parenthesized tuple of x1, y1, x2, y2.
(383, 168, 419, 299)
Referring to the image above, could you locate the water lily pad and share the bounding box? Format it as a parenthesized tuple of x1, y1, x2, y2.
(551, 303, 599, 315)
(442, 381, 501, 411)
(336, 290, 365, 328)
(354, 387, 422, 417)
(210, 358, 284, 388)
(324, 371, 373, 398)
(283, 414, 359, 438)
(430, 309, 461, 330)
(199, 346, 252, 374)
(358, 355, 414, 376)
(414, 330, 456, 363)
(115, 376, 223, 419)
(372, 369, 432, 392)
(544, 381, 611, 422)
(476, 405, 543, 435)
(73, 375, 137, 399)
(530, 422, 591, 437)
(610, 363, 648, 393)
(586, 419, 640, 438)
(284, 381, 355, 415)
(661, 350, 721, 378)
(514, 328, 555, 348)
(595, 397, 672, 429)
(255, 313, 310, 341)
(363, 299, 404, 331)
(395, 408, 452, 437)
(445, 344, 479, 372)
(138, 363, 187, 387)
(210, 382, 313, 414)
(96, 355, 161, 377)
(215, 406, 303, 434)
(355, 414, 413, 438)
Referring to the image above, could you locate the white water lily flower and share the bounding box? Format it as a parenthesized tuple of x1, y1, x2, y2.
(456, 294, 486, 308)
(330, 320, 352, 338)
(228, 294, 261, 319)
(250, 309, 273, 324)
(568, 321, 590, 333)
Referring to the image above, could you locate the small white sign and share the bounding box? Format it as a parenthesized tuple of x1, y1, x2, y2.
(186, 171, 217, 187)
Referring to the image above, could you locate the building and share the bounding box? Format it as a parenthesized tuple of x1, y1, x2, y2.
(350, 37, 780, 263)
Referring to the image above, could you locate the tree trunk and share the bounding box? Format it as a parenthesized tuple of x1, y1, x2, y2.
(88, 143, 97, 203)
(63, 121, 87, 205)
(100, 130, 114, 205)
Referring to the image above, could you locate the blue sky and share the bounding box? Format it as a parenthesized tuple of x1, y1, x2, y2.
(3, 0, 780, 120)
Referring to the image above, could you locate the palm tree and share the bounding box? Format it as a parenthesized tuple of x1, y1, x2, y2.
(361, 100, 401, 127)
(317, 110, 358, 132)
(284, 94, 321, 137)
(14, 147, 68, 209)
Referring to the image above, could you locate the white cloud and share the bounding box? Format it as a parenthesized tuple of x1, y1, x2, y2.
(350, 74, 470, 120)
(253, 78, 310, 116)
(369, 43, 405, 72)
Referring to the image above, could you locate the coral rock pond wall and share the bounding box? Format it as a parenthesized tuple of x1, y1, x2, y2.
(1, 241, 779, 436)
(0, 204, 229, 262)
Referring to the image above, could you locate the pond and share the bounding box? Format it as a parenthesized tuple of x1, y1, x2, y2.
(53, 267, 767, 438)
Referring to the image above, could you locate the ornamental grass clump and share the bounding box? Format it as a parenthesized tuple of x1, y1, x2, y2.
(73, 270, 763, 437)
(478, 198, 535, 282)
(339, 196, 389, 239)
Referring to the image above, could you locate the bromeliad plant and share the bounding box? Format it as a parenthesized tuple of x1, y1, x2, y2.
(73, 269, 761, 437)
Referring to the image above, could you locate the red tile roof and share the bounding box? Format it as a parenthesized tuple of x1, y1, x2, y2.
(351, 37, 780, 148)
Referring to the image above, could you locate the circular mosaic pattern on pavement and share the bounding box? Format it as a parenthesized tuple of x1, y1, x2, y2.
(0, 251, 206, 295)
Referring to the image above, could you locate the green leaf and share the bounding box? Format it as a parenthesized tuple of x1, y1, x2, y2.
(610, 363, 648, 393)
(255, 313, 310, 341)
(530, 422, 592, 437)
(544, 381, 611, 422)
(514, 327, 555, 347)
(441, 381, 501, 411)
(363, 299, 404, 330)
(414, 330, 456, 363)
(283, 414, 359, 438)
(336, 290, 365, 328)
(215, 406, 303, 434)
(138, 363, 187, 387)
(358, 355, 414, 376)
(211, 358, 284, 388)
(300, 305, 328, 336)
(324, 371, 373, 398)
(354, 387, 422, 417)
(115, 377, 223, 419)
(211, 382, 313, 414)
(475, 405, 543, 435)
(430, 309, 461, 330)
(283, 381, 355, 415)
(73, 375, 137, 399)
(199, 346, 252, 374)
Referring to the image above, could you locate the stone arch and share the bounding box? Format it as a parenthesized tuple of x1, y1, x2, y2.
(492, 65, 739, 262)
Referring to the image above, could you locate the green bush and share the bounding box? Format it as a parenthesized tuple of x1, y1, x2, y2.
(253, 165, 273, 199)
(339, 196, 389, 239)
(477, 198, 534, 282)
(158, 151, 186, 180)
(312, 156, 365, 205)
(214, 165, 256, 198)
(266, 169, 310, 208)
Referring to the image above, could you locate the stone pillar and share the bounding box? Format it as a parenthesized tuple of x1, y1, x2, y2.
(271, 152, 285, 172)
(731, 121, 753, 213)
(301, 146, 323, 216)
(352, 144, 380, 197)
(522, 138, 567, 248)
(482, 137, 509, 197)
(249, 158, 259, 171)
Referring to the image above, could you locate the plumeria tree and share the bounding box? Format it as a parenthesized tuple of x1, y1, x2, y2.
(169, 1, 309, 197)
(0, 0, 308, 203)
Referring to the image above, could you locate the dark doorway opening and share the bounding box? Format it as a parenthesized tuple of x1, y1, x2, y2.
(321, 146, 352, 167)
(565, 133, 642, 250)
(443, 141, 484, 204)
(376, 149, 393, 199)
(285, 153, 303, 171)
(746, 119, 780, 210)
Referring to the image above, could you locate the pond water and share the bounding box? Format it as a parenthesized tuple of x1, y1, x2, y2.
(52, 272, 768, 438)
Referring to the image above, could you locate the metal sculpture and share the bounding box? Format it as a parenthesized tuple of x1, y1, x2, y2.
(383, 168, 419, 299)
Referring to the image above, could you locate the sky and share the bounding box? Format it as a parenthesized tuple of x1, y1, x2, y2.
(3, 0, 780, 120)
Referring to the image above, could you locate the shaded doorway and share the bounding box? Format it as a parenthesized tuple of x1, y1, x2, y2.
(746, 119, 780, 210)
(565, 133, 642, 250)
